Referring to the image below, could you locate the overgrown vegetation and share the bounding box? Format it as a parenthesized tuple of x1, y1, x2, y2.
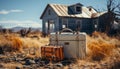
(0, 31, 120, 69)
(0, 35, 22, 52)
(0, 33, 49, 55)
(20, 27, 31, 37)
(87, 31, 120, 61)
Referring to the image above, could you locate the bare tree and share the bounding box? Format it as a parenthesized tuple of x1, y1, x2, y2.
(105, 0, 120, 33)
(20, 27, 31, 37)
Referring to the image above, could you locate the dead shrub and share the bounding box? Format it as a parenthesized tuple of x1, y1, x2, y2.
(87, 31, 118, 61)
(87, 38, 114, 61)
(10, 37, 22, 51)
(0, 35, 22, 52)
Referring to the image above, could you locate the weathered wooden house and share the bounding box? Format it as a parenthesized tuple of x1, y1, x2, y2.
(40, 3, 107, 34)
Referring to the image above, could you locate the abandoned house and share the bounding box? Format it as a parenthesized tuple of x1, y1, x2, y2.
(40, 3, 108, 34)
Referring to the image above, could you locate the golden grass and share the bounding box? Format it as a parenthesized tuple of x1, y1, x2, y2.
(21, 37, 49, 48)
(0, 33, 49, 57)
(1, 63, 22, 69)
(0, 34, 22, 52)
(0, 31, 119, 61)
(87, 31, 120, 61)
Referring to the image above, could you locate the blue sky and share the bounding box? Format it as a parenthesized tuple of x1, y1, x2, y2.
(0, 0, 108, 28)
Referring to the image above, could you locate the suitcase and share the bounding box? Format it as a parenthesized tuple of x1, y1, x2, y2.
(50, 28, 86, 59)
(41, 46, 64, 61)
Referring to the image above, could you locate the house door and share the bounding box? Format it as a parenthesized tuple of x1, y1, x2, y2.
(76, 20, 82, 31)
(62, 19, 68, 29)
(93, 19, 98, 31)
(46, 20, 55, 34)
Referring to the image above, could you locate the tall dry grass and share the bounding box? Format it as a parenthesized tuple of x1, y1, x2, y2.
(0, 31, 119, 61)
(21, 37, 49, 48)
(21, 36, 49, 57)
(0, 33, 49, 55)
(0, 34, 22, 52)
(87, 31, 120, 61)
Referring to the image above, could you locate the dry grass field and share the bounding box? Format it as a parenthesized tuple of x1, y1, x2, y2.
(0, 32, 120, 69)
(0, 33, 49, 50)
(87, 31, 120, 61)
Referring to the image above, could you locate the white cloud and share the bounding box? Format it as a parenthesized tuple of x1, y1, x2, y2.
(0, 20, 42, 28)
(0, 9, 23, 14)
(0, 10, 9, 14)
(0, 20, 38, 24)
(10, 10, 23, 12)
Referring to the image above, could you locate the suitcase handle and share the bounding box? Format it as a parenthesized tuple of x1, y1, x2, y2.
(60, 28, 74, 34)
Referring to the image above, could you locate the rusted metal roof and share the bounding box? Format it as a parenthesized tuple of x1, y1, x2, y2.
(40, 3, 106, 19)
(50, 4, 97, 18)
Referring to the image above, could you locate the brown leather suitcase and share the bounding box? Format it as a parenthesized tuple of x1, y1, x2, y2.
(41, 46, 64, 61)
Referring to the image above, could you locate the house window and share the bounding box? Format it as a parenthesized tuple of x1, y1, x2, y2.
(48, 10, 51, 15)
(49, 20, 54, 31)
(62, 19, 68, 28)
(76, 6, 81, 12)
(45, 22, 48, 33)
(76, 20, 82, 31)
(93, 19, 98, 29)
(46, 20, 54, 33)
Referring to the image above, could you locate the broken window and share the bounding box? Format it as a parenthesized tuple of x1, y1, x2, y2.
(62, 19, 68, 28)
(46, 20, 55, 33)
(76, 6, 81, 12)
(93, 19, 98, 30)
(76, 20, 82, 31)
(49, 20, 54, 32)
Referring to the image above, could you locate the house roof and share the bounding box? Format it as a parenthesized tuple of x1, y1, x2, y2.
(91, 11, 107, 18)
(40, 3, 105, 19)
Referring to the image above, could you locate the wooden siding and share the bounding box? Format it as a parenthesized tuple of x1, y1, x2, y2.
(81, 18, 94, 34)
(42, 6, 59, 34)
(41, 4, 106, 34)
(58, 17, 94, 34)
